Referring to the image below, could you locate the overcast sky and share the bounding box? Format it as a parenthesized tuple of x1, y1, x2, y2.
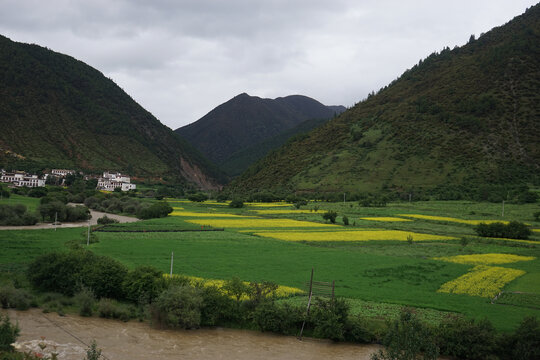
(0, 1, 537, 129)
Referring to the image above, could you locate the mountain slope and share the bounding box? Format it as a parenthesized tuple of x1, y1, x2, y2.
(230, 5, 540, 195)
(175, 93, 343, 168)
(0, 35, 222, 189)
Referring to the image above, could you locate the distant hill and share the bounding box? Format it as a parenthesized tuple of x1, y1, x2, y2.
(230, 5, 540, 196)
(0, 35, 223, 189)
(175, 94, 344, 174)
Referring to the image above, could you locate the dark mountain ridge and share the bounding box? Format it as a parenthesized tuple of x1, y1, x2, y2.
(229, 5, 540, 196)
(0, 35, 222, 189)
(175, 93, 344, 170)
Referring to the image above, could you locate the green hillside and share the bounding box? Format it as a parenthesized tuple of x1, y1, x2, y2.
(0, 35, 223, 188)
(230, 5, 540, 196)
(175, 93, 344, 173)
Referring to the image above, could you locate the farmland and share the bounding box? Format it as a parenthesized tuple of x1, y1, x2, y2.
(1, 198, 539, 332)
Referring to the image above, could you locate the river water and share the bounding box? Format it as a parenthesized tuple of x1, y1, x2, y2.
(5, 309, 380, 360)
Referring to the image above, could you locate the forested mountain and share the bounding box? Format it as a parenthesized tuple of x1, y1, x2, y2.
(175, 93, 344, 174)
(229, 5, 540, 197)
(0, 35, 222, 189)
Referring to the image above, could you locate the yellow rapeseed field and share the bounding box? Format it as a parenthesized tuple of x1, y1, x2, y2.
(186, 218, 334, 228)
(253, 209, 325, 214)
(164, 274, 303, 300)
(170, 211, 248, 217)
(437, 265, 525, 298)
(359, 217, 412, 222)
(433, 253, 535, 265)
(398, 214, 509, 225)
(253, 230, 455, 242)
(244, 202, 293, 207)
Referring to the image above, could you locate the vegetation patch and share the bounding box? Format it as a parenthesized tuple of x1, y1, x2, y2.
(433, 253, 535, 265)
(253, 230, 456, 242)
(359, 217, 412, 222)
(185, 218, 334, 228)
(398, 214, 509, 225)
(437, 265, 526, 298)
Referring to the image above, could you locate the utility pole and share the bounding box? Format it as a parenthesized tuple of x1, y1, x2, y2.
(87, 221, 90, 246)
(170, 251, 174, 277)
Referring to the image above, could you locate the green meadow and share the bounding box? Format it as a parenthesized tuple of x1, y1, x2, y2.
(1, 199, 539, 332)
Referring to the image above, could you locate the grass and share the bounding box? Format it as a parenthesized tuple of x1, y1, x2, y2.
(1, 197, 539, 332)
(0, 194, 40, 212)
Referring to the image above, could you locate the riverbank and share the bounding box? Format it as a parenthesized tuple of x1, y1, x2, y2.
(4, 308, 380, 360)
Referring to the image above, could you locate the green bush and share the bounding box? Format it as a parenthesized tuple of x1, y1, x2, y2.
(65, 205, 91, 222)
(343, 215, 349, 225)
(27, 187, 47, 198)
(97, 298, 133, 322)
(0, 286, 32, 311)
(310, 298, 350, 341)
(228, 199, 244, 208)
(187, 193, 208, 202)
(252, 301, 303, 335)
(97, 215, 119, 225)
(372, 309, 438, 360)
(198, 285, 236, 326)
(75, 287, 95, 317)
(137, 202, 173, 219)
(27, 251, 128, 298)
(151, 285, 203, 329)
(0, 204, 38, 226)
(436, 316, 496, 360)
(0, 315, 20, 352)
(322, 211, 337, 224)
(122, 266, 167, 304)
(475, 221, 531, 240)
(499, 316, 540, 360)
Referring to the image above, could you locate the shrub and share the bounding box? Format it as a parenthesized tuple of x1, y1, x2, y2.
(27, 187, 47, 198)
(534, 211, 540, 222)
(198, 285, 236, 326)
(187, 193, 208, 202)
(0, 314, 20, 352)
(0, 286, 32, 310)
(475, 221, 531, 240)
(229, 199, 244, 208)
(294, 200, 308, 209)
(310, 298, 350, 341)
(75, 287, 95, 317)
(372, 309, 439, 360)
(436, 316, 496, 359)
(137, 202, 173, 219)
(499, 316, 540, 360)
(0, 204, 38, 226)
(85, 340, 102, 360)
(322, 211, 337, 224)
(37, 201, 66, 222)
(122, 266, 167, 304)
(97, 298, 133, 322)
(343, 215, 349, 226)
(27, 251, 128, 298)
(151, 285, 203, 329)
(65, 205, 91, 222)
(223, 277, 250, 304)
(97, 215, 119, 225)
(253, 301, 303, 335)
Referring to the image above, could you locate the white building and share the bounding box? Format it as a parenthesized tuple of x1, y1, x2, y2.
(51, 169, 75, 177)
(97, 171, 135, 192)
(0, 170, 45, 187)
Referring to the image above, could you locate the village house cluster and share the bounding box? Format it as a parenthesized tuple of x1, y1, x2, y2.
(0, 169, 45, 187)
(96, 171, 136, 192)
(1, 169, 136, 192)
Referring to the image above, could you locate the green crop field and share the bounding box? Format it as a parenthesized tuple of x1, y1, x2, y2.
(1, 198, 539, 332)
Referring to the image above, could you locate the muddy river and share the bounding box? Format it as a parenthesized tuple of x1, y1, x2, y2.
(5, 309, 380, 360)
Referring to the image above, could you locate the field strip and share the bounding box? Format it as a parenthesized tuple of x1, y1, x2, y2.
(398, 214, 509, 225)
(437, 265, 525, 298)
(238, 228, 381, 233)
(165, 274, 304, 300)
(252, 230, 456, 242)
(433, 253, 535, 265)
(185, 218, 336, 228)
(170, 211, 252, 218)
(251, 209, 325, 214)
(359, 217, 412, 222)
